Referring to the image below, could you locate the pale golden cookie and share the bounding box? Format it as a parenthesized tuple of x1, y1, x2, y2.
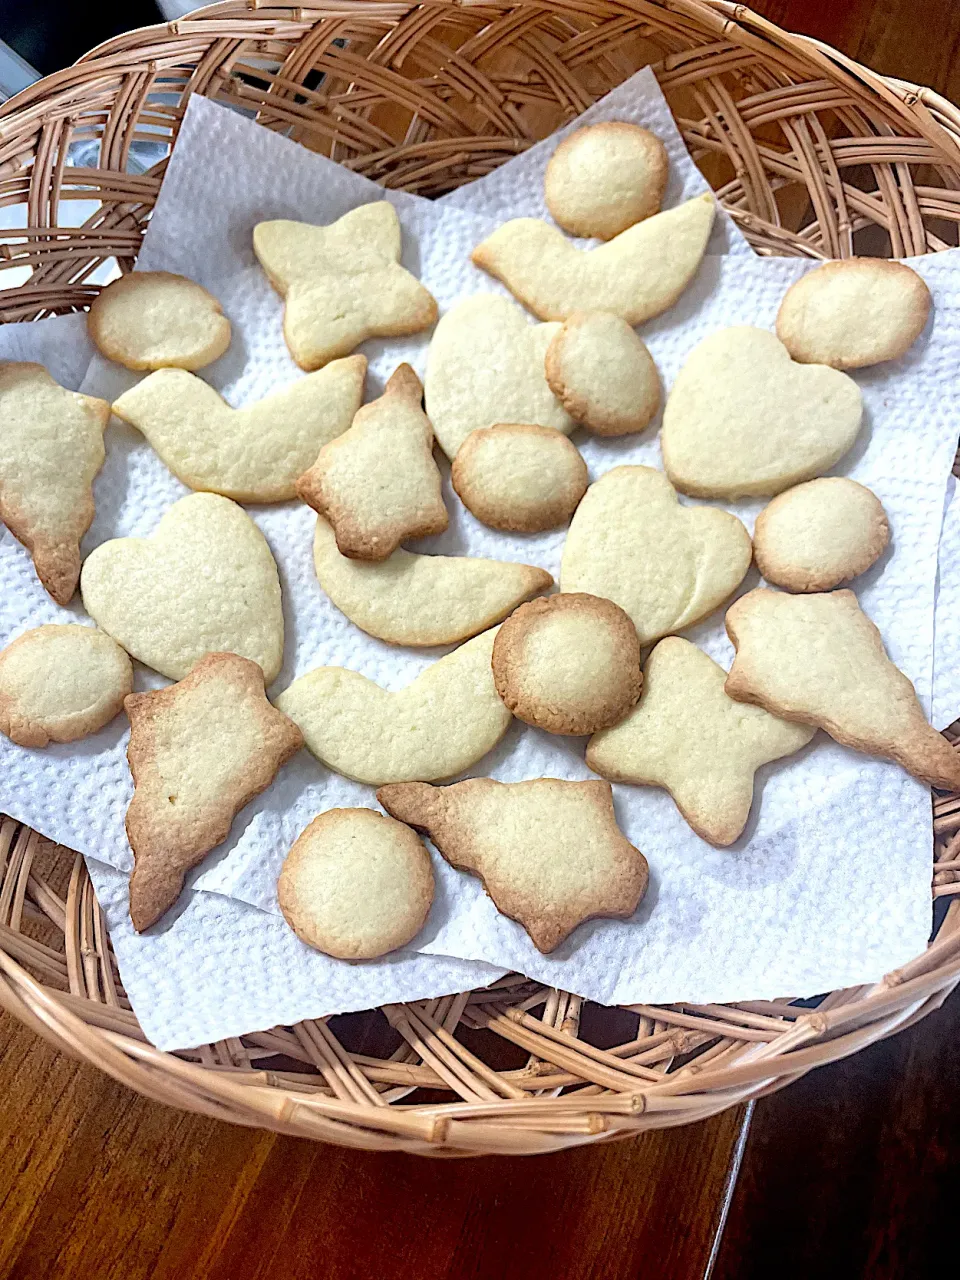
(0, 625, 133, 748)
(296, 364, 446, 560)
(111, 356, 366, 503)
(544, 311, 660, 437)
(451, 424, 587, 533)
(492, 594, 641, 736)
(587, 637, 815, 845)
(560, 466, 751, 645)
(424, 294, 574, 460)
(0, 362, 109, 604)
(661, 327, 863, 499)
(125, 652, 303, 931)
(470, 194, 714, 324)
(278, 808, 434, 959)
(275, 628, 511, 785)
(753, 477, 890, 592)
(544, 122, 669, 240)
(253, 203, 438, 370)
(87, 272, 231, 372)
(725, 588, 960, 790)
(378, 777, 648, 953)
(81, 492, 284, 683)
(776, 258, 931, 370)
(313, 515, 552, 646)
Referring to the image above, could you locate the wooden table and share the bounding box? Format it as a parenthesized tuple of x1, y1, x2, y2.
(2, 3, 960, 1277)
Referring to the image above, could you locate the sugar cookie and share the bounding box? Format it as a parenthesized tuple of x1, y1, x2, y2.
(470, 194, 714, 324)
(544, 122, 669, 240)
(313, 516, 552, 646)
(81, 492, 284, 683)
(0, 625, 133, 748)
(587, 637, 815, 845)
(560, 466, 751, 645)
(296, 364, 446, 560)
(125, 652, 303, 931)
(492, 594, 641, 735)
(544, 310, 660, 437)
(451, 424, 587, 532)
(0, 362, 109, 604)
(753, 477, 890, 592)
(725, 588, 960, 790)
(378, 777, 648, 953)
(275, 628, 511, 784)
(87, 271, 231, 372)
(661, 327, 862, 499)
(424, 294, 574, 459)
(111, 356, 366, 503)
(254, 203, 438, 370)
(776, 258, 931, 369)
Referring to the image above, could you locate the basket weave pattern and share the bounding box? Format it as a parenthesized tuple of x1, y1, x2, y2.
(2, 0, 960, 1155)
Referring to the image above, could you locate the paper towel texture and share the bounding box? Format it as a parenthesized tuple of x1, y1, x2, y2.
(934, 475, 960, 730)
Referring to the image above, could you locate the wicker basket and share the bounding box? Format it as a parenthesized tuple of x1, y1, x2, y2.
(2, 0, 960, 1157)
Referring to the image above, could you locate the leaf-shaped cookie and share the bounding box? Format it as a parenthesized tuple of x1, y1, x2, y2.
(0, 362, 110, 604)
(424, 294, 574, 459)
(661, 327, 863, 498)
(313, 516, 551, 646)
(560, 466, 751, 645)
(254, 203, 438, 370)
(276, 628, 511, 784)
(81, 493, 284, 683)
(111, 357, 366, 502)
(470, 194, 715, 323)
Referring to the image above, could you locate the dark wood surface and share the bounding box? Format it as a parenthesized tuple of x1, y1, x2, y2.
(1, 3, 958, 1279)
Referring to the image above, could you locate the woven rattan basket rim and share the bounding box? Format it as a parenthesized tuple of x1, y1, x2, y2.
(2, 0, 960, 1155)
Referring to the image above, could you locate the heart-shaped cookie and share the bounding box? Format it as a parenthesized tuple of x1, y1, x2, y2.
(424, 294, 575, 459)
(80, 493, 284, 683)
(560, 466, 751, 645)
(661, 326, 863, 498)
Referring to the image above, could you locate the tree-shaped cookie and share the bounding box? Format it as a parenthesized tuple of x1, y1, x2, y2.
(377, 777, 648, 952)
(0, 362, 110, 603)
(586, 637, 815, 845)
(124, 652, 303, 931)
(253, 203, 438, 370)
(296, 364, 447, 560)
(725, 589, 960, 790)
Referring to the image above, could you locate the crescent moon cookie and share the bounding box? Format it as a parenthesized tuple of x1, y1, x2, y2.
(378, 777, 649, 953)
(450, 424, 588, 533)
(776, 258, 931, 370)
(278, 809, 435, 960)
(87, 272, 231, 372)
(253, 203, 438, 370)
(312, 516, 552, 646)
(124, 652, 303, 932)
(470, 194, 715, 324)
(275, 628, 511, 785)
(111, 356, 366, 503)
(0, 625, 133, 748)
(544, 310, 661, 437)
(752, 478, 890, 593)
(0, 362, 110, 604)
(296, 364, 447, 560)
(544, 122, 669, 240)
(724, 588, 960, 791)
(586, 637, 815, 846)
(660, 326, 863, 499)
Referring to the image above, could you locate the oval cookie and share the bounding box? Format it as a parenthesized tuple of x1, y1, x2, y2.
(544, 311, 660, 437)
(88, 271, 231, 372)
(545, 122, 669, 241)
(451, 424, 587, 532)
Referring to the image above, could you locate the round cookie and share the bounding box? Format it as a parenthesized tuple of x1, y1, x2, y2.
(88, 271, 231, 371)
(277, 808, 435, 959)
(753, 477, 890, 593)
(0, 624, 133, 748)
(451, 423, 588, 533)
(545, 311, 660, 436)
(492, 593, 642, 735)
(544, 122, 668, 240)
(776, 259, 931, 370)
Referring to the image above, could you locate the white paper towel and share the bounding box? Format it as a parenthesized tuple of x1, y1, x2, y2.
(934, 475, 960, 729)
